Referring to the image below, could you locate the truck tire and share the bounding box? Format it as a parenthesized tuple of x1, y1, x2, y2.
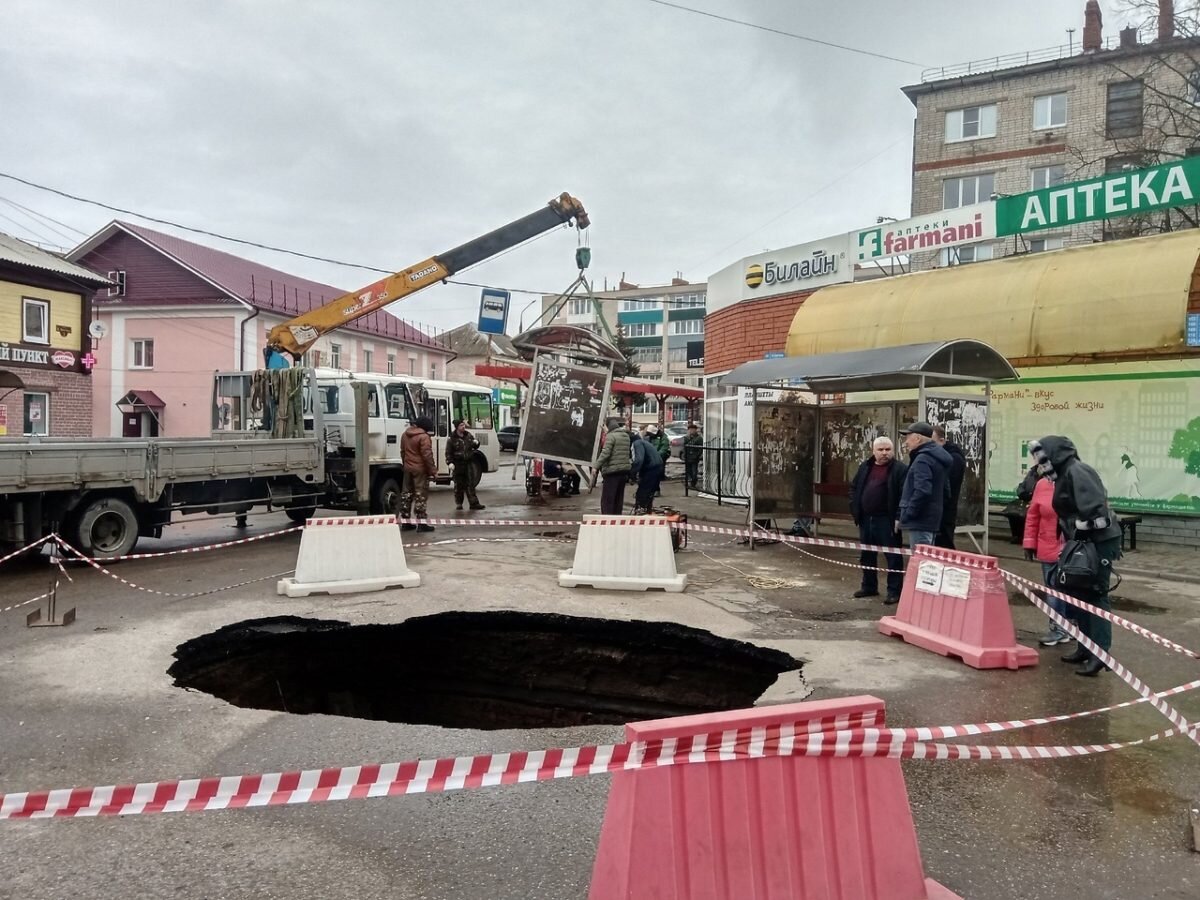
(75, 496, 139, 558)
(285, 505, 317, 524)
(374, 477, 403, 516)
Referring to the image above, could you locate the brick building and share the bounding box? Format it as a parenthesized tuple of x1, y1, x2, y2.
(904, 0, 1200, 269)
(0, 233, 109, 437)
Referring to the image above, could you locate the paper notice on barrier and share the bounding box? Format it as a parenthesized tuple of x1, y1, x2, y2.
(915, 561, 944, 593)
(940, 567, 971, 599)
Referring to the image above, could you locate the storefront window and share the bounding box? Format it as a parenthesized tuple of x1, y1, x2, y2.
(24, 392, 49, 435)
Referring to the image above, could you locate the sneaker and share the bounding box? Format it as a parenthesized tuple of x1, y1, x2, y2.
(469, 503, 486, 510)
(417, 523, 435, 533)
(1038, 631, 1070, 646)
(852, 589, 879, 599)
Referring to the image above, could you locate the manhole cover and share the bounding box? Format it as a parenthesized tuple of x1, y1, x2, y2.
(168, 611, 800, 730)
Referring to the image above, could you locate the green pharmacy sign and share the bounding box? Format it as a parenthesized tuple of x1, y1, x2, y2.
(996, 157, 1200, 236)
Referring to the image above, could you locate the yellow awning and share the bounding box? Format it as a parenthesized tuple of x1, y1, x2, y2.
(786, 229, 1200, 364)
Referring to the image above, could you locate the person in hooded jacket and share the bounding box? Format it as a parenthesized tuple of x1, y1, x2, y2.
(630, 430, 664, 514)
(595, 417, 630, 514)
(897, 422, 953, 549)
(932, 425, 967, 549)
(399, 416, 437, 532)
(1029, 435, 1123, 677)
(1022, 472, 1069, 647)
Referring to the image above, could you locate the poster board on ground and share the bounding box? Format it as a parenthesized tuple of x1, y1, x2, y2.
(753, 399, 818, 518)
(516, 351, 613, 468)
(924, 394, 988, 530)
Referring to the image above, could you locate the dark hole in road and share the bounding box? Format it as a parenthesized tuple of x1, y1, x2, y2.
(168, 612, 801, 730)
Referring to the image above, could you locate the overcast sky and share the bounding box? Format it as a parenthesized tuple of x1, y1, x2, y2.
(1, 0, 1142, 336)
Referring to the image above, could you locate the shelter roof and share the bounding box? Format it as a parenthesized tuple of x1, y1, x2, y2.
(722, 340, 1016, 394)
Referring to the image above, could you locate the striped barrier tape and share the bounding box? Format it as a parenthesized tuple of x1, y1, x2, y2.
(1, 593, 50, 616)
(0, 534, 55, 569)
(60, 526, 301, 563)
(3, 712, 1195, 821)
(1000, 569, 1200, 660)
(1003, 574, 1200, 749)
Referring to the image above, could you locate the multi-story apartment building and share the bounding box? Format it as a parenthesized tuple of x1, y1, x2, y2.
(540, 277, 705, 423)
(903, 0, 1200, 268)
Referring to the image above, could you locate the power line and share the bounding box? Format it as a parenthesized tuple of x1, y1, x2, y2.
(644, 0, 925, 67)
(0, 170, 395, 274)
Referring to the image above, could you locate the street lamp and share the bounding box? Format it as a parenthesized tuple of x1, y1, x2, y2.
(516, 295, 543, 333)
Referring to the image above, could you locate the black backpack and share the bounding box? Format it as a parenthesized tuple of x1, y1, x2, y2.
(1051, 539, 1103, 592)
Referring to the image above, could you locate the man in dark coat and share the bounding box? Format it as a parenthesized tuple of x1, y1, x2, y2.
(933, 425, 967, 549)
(848, 436, 908, 604)
(1030, 436, 1123, 677)
(447, 419, 485, 512)
(595, 418, 631, 515)
(898, 421, 953, 549)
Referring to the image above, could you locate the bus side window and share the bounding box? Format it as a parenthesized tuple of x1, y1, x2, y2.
(436, 398, 450, 436)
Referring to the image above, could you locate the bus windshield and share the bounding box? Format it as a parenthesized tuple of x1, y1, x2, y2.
(453, 390, 495, 430)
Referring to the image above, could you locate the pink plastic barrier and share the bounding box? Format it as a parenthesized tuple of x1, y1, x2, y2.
(589, 696, 959, 900)
(878, 545, 1038, 670)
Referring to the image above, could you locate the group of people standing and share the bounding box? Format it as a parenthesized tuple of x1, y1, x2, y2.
(849, 422, 966, 603)
(595, 418, 688, 515)
(852, 421, 1120, 678)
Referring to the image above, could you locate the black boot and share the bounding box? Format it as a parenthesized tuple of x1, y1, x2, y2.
(1061, 648, 1089, 664)
(1075, 657, 1108, 677)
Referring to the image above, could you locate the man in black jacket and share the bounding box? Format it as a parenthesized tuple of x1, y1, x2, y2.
(848, 436, 908, 604)
(1030, 436, 1123, 677)
(933, 425, 966, 549)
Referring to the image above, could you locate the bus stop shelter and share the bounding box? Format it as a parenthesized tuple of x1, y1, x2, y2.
(721, 339, 1017, 550)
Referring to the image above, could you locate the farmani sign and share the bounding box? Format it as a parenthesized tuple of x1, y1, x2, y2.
(997, 157, 1200, 235)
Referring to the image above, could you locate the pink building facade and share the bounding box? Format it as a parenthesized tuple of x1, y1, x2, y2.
(69, 222, 450, 438)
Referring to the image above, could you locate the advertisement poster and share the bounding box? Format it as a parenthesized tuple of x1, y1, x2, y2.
(925, 395, 988, 529)
(753, 401, 818, 517)
(516, 352, 612, 467)
(989, 373, 1200, 516)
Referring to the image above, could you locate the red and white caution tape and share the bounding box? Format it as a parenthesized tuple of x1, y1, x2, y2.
(5, 709, 1196, 821)
(1001, 569, 1200, 660)
(0, 534, 56, 570)
(62, 526, 300, 564)
(1, 593, 50, 616)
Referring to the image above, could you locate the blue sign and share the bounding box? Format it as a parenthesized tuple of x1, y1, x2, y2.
(764, 351, 786, 359)
(478, 288, 510, 335)
(1188, 313, 1200, 347)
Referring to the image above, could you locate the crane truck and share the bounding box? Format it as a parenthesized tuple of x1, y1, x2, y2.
(0, 194, 589, 557)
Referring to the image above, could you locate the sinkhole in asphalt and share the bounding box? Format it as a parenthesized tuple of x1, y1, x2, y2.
(168, 611, 801, 730)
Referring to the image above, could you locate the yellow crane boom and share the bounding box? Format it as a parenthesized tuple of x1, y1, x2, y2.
(267, 192, 589, 360)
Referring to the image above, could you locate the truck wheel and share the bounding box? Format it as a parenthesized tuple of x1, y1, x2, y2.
(75, 497, 139, 558)
(374, 477, 402, 515)
(285, 505, 317, 524)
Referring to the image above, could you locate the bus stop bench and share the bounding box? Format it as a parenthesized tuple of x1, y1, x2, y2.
(989, 504, 1142, 551)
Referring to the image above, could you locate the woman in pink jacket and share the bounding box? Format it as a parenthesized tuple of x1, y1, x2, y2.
(1023, 475, 1069, 646)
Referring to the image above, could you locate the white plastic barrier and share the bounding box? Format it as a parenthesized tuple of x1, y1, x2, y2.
(559, 515, 687, 592)
(277, 516, 420, 598)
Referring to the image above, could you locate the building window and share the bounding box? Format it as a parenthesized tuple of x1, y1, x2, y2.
(131, 339, 154, 369)
(1033, 92, 1067, 129)
(1028, 236, 1065, 253)
(632, 397, 660, 415)
(942, 173, 994, 209)
(568, 298, 590, 315)
(1190, 70, 1200, 105)
(621, 298, 662, 311)
(667, 347, 688, 364)
(1030, 164, 1066, 190)
(623, 322, 659, 338)
(330, 343, 342, 369)
(1106, 80, 1143, 138)
(670, 319, 704, 335)
(939, 243, 994, 266)
(1105, 153, 1144, 173)
(669, 293, 705, 309)
(945, 104, 997, 142)
(363, 349, 373, 372)
(387, 353, 396, 375)
(22, 298, 49, 344)
(408, 354, 417, 375)
(632, 348, 662, 365)
(430, 363, 438, 380)
(24, 392, 49, 436)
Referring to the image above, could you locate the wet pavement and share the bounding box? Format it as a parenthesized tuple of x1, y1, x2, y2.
(1, 459, 1198, 898)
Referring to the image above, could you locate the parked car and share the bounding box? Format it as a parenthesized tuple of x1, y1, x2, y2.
(664, 421, 699, 458)
(498, 425, 521, 451)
